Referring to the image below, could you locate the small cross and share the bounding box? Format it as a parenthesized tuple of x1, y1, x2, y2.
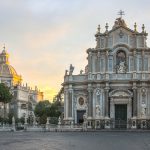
(3, 43, 5, 51)
(118, 10, 125, 18)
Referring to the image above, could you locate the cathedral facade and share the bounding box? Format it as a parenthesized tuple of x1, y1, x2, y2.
(62, 17, 150, 129)
(0, 47, 43, 119)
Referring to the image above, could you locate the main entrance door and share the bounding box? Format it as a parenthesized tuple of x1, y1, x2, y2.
(77, 110, 86, 124)
(115, 104, 127, 128)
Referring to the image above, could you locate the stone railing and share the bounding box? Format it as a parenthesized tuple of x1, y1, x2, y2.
(64, 75, 87, 82)
(64, 72, 150, 83)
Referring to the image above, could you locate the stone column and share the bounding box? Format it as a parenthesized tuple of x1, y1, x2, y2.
(142, 49, 145, 71)
(17, 102, 21, 118)
(104, 88, 109, 117)
(87, 86, 93, 118)
(97, 52, 100, 72)
(105, 50, 108, 73)
(133, 50, 137, 72)
(68, 89, 73, 118)
(12, 116, 16, 131)
(88, 52, 92, 73)
(64, 90, 66, 119)
(133, 87, 137, 117)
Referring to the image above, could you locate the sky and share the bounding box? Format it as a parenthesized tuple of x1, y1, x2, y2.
(0, 0, 150, 100)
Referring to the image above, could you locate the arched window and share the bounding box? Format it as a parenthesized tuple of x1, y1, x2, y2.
(116, 50, 127, 73)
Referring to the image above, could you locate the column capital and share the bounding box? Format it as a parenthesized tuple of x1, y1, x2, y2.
(132, 87, 137, 90)
(87, 88, 93, 92)
(104, 86, 110, 91)
(133, 49, 136, 56)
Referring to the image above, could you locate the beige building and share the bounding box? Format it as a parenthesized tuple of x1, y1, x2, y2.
(0, 46, 43, 119)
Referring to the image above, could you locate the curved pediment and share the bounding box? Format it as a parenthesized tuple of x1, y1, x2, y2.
(113, 43, 130, 51)
(109, 89, 133, 98)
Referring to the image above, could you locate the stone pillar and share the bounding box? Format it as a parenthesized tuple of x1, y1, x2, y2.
(12, 116, 16, 131)
(68, 89, 73, 118)
(105, 50, 109, 73)
(46, 117, 50, 131)
(17, 102, 21, 118)
(58, 116, 61, 129)
(142, 49, 145, 71)
(133, 87, 137, 117)
(97, 52, 100, 72)
(24, 114, 28, 131)
(133, 49, 137, 72)
(88, 52, 92, 73)
(64, 90, 67, 119)
(142, 49, 145, 79)
(87, 86, 93, 118)
(104, 88, 109, 117)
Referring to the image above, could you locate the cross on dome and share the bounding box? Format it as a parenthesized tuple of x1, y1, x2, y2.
(118, 10, 125, 18)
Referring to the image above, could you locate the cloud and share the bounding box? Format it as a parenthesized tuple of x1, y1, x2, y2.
(0, 0, 150, 100)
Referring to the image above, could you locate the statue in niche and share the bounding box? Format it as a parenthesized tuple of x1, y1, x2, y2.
(116, 51, 127, 73)
(96, 89, 101, 105)
(141, 92, 146, 117)
(141, 102, 146, 117)
(96, 105, 101, 117)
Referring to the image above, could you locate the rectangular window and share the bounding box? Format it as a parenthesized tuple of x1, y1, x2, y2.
(100, 58, 105, 72)
(109, 58, 113, 72)
(144, 58, 148, 71)
(100, 39, 104, 48)
(130, 57, 134, 72)
(139, 57, 142, 71)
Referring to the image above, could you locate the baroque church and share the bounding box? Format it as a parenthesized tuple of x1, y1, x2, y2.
(0, 46, 43, 119)
(62, 16, 150, 129)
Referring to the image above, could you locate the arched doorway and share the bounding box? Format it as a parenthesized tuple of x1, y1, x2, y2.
(109, 89, 133, 129)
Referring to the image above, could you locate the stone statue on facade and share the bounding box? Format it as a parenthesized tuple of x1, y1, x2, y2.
(65, 70, 68, 76)
(69, 64, 74, 75)
(113, 17, 127, 29)
(141, 102, 146, 117)
(117, 61, 126, 73)
(80, 70, 83, 75)
(83, 113, 87, 122)
(95, 105, 101, 118)
(116, 51, 127, 73)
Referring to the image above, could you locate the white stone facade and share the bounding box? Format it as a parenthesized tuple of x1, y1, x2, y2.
(62, 17, 150, 128)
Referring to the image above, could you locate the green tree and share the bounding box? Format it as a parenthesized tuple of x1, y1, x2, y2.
(34, 100, 61, 124)
(0, 83, 13, 119)
(34, 100, 51, 124)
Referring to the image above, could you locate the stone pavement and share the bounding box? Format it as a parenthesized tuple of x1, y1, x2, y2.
(0, 131, 150, 150)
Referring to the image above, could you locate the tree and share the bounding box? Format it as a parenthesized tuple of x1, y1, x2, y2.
(0, 83, 13, 119)
(34, 100, 61, 124)
(34, 100, 51, 124)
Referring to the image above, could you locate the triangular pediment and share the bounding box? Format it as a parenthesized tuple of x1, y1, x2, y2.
(108, 26, 136, 35)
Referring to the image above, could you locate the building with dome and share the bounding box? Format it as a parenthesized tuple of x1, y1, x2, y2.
(0, 47, 43, 119)
(61, 16, 150, 129)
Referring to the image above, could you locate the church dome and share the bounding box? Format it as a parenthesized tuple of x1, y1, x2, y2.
(0, 46, 22, 85)
(0, 63, 18, 76)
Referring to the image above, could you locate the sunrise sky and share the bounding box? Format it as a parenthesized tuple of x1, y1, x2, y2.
(0, 0, 150, 100)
